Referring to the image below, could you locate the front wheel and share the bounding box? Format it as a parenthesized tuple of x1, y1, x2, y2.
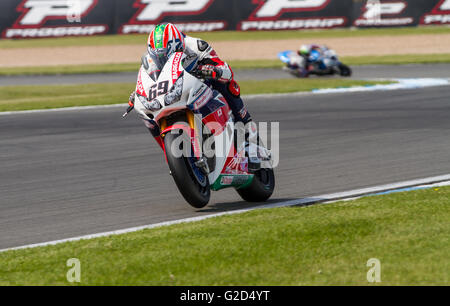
(237, 168, 275, 202)
(338, 63, 352, 77)
(164, 132, 210, 208)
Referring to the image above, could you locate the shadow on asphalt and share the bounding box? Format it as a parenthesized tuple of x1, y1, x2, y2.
(196, 197, 313, 213)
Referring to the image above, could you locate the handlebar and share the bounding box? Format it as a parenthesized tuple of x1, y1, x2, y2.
(122, 103, 134, 118)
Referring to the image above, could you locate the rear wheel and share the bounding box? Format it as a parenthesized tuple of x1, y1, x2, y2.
(237, 167, 275, 202)
(164, 131, 210, 208)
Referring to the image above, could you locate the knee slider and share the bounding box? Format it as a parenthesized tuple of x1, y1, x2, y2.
(228, 80, 241, 97)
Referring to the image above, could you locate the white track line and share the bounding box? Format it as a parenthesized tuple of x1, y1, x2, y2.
(0, 103, 126, 116)
(0, 92, 313, 116)
(1, 174, 450, 253)
(311, 78, 449, 94)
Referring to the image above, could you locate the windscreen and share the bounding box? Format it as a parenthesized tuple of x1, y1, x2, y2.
(148, 47, 169, 72)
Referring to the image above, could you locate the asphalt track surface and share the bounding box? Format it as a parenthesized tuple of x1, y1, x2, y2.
(1, 64, 450, 86)
(1, 83, 450, 249)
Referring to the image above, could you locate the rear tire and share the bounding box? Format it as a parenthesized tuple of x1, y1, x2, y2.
(164, 132, 210, 208)
(237, 168, 275, 202)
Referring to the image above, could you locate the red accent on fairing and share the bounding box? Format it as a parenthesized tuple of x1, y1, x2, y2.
(154, 136, 165, 163)
(157, 136, 168, 163)
(154, 135, 164, 149)
(136, 70, 147, 98)
(161, 124, 202, 159)
(202, 98, 230, 136)
(155, 134, 168, 164)
(162, 123, 191, 136)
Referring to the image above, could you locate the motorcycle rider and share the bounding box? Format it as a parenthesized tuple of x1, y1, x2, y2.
(129, 23, 260, 170)
(296, 44, 336, 76)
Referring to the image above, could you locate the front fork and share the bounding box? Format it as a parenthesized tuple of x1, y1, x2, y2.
(187, 110, 210, 174)
(158, 110, 210, 174)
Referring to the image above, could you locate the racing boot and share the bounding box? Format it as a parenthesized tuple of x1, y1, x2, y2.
(235, 121, 261, 173)
(246, 121, 261, 172)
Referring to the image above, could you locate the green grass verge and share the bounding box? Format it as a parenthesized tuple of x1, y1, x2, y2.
(342, 53, 450, 65)
(1, 53, 450, 76)
(240, 79, 391, 95)
(0, 83, 133, 112)
(231, 53, 450, 68)
(0, 61, 275, 76)
(0, 26, 449, 49)
(0, 63, 141, 76)
(0, 79, 391, 112)
(0, 62, 278, 76)
(1, 186, 448, 285)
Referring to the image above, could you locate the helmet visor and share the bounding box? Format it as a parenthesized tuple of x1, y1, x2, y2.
(148, 47, 169, 71)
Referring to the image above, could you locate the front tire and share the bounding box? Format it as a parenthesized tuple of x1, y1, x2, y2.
(237, 168, 275, 202)
(164, 132, 210, 208)
(338, 63, 352, 77)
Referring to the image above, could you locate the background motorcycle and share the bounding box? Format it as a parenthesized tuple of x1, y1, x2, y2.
(123, 52, 275, 209)
(278, 50, 352, 78)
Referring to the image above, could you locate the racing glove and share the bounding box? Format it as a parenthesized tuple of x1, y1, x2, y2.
(197, 65, 222, 80)
(128, 90, 136, 107)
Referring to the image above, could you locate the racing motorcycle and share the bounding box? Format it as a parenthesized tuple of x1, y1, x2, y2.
(278, 49, 352, 78)
(123, 52, 275, 209)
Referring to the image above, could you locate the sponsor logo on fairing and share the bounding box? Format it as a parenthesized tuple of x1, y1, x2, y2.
(422, 0, 450, 25)
(220, 176, 233, 186)
(120, 0, 225, 34)
(354, 0, 413, 26)
(171, 52, 183, 83)
(3, 0, 106, 38)
(136, 70, 147, 98)
(231, 176, 250, 185)
(240, 0, 346, 30)
(192, 87, 213, 111)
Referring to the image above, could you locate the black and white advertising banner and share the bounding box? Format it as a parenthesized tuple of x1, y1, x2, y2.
(0, 0, 448, 39)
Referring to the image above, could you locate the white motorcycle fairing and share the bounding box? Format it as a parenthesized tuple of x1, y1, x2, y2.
(132, 52, 252, 189)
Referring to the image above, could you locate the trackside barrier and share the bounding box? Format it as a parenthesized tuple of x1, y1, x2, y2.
(0, 0, 449, 39)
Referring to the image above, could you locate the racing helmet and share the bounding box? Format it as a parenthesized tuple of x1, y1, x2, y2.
(298, 45, 310, 56)
(147, 23, 185, 70)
